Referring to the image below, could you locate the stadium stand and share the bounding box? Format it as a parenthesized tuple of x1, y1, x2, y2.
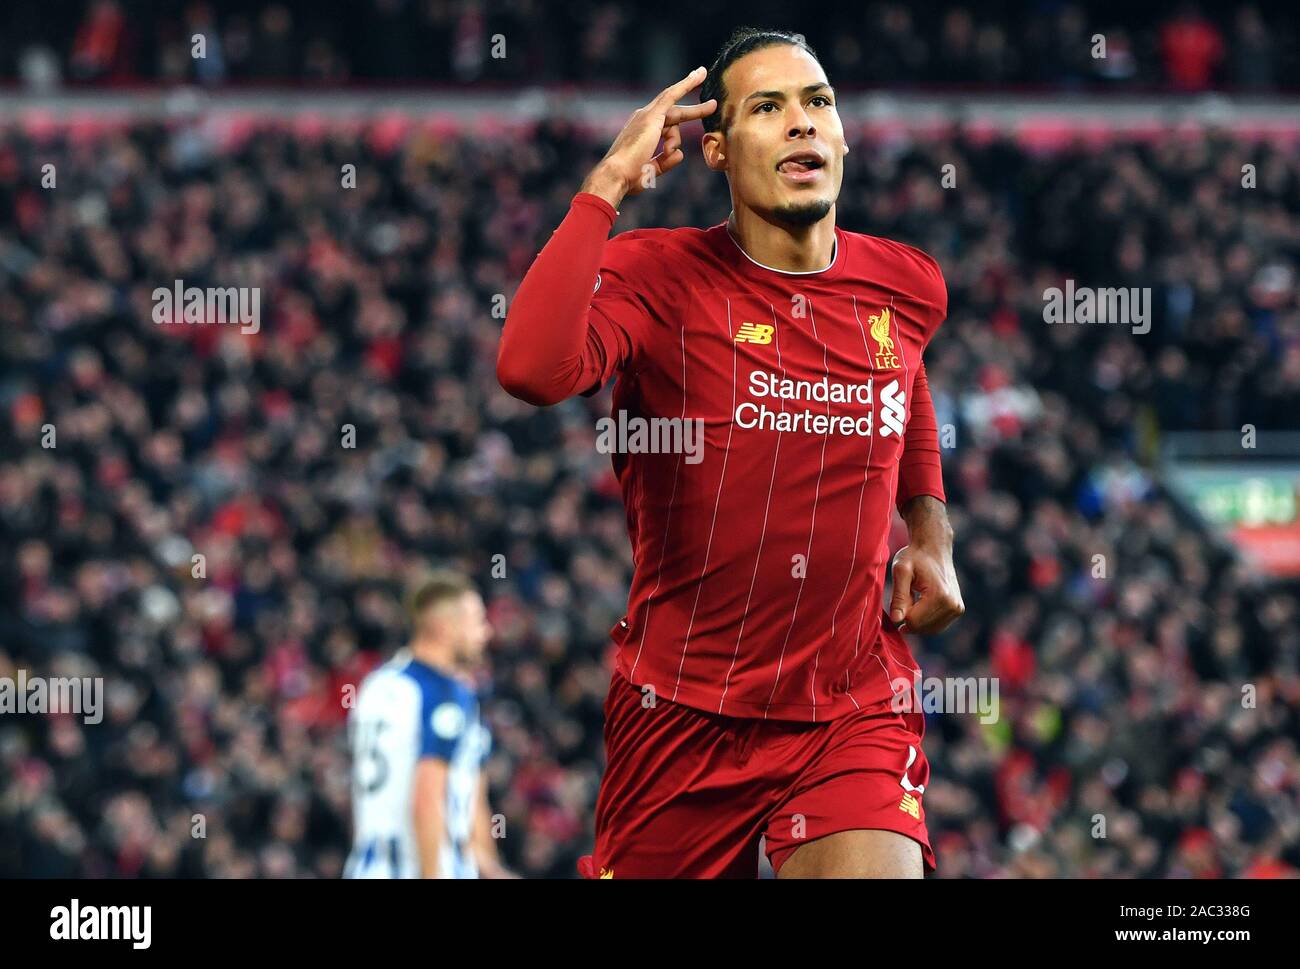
(1, 97, 1297, 876)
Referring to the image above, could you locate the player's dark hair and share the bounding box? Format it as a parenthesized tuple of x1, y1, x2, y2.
(407, 569, 476, 626)
(700, 27, 822, 136)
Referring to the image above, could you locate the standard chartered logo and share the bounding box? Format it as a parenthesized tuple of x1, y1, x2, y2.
(878, 380, 905, 437)
(735, 369, 905, 438)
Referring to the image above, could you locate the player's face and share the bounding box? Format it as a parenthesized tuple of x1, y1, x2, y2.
(706, 45, 846, 227)
(452, 591, 491, 666)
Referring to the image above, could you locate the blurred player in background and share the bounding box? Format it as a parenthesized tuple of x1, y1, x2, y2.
(499, 27, 964, 878)
(344, 570, 513, 879)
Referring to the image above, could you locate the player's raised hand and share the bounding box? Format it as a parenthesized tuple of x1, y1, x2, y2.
(580, 66, 717, 209)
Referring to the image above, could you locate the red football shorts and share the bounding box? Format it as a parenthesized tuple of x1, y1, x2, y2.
(581, 663, 935, 879)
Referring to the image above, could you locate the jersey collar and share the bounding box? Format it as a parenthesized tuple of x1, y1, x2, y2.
(719, 220, 846, 282)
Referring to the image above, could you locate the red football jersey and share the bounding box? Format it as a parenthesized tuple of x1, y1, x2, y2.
(500, 192, 947, 721)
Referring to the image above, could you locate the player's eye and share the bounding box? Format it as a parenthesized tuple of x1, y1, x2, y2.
(810, 95, 833, 108)
(754, 102, 778, 114)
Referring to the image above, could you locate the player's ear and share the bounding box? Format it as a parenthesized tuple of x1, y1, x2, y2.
(701, 132, 726, 172)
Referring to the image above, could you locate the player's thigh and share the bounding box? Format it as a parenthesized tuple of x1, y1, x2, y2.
(593, 672, 767, 878)
(596, 785, 766, 878)
(776, 828, 922, 878)
(764, 710, 935, 877)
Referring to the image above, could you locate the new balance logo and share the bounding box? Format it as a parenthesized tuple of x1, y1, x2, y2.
(734, 322, 774, 345)
(899, 793, 920, 819)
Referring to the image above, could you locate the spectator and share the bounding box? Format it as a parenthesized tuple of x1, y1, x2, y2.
(0, 110, 1297, 879)
(1160, 4, 1225, 90)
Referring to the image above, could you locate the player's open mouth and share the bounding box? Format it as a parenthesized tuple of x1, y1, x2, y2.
(776, 150, 825, 183)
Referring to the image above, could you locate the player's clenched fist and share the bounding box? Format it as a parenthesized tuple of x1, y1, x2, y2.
(580, 66, 718, 210)
(889, 543, 965, 635)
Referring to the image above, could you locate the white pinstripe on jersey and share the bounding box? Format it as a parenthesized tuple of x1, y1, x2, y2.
(764, 301, 831, 719)
(719, 300, 786, 713)
(629, 323, 688, 681)
(674, 297, 738, 702)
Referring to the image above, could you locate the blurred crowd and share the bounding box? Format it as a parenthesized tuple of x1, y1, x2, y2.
(2, 0, 1299, 92)
(1, 110, 1298, 877)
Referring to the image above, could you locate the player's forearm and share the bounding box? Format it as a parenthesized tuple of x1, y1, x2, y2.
(901, 495, 953, 552)
(413, 803, 444, 878)
(580, 162, 629, 213)
(470, 779, 509, 877)
(415, 838, 441, 879)
(896, 362, 945, 509)
(473, 839, 509, 878)
(894, 494, 964, 632)
(495, 192, 617, 406)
